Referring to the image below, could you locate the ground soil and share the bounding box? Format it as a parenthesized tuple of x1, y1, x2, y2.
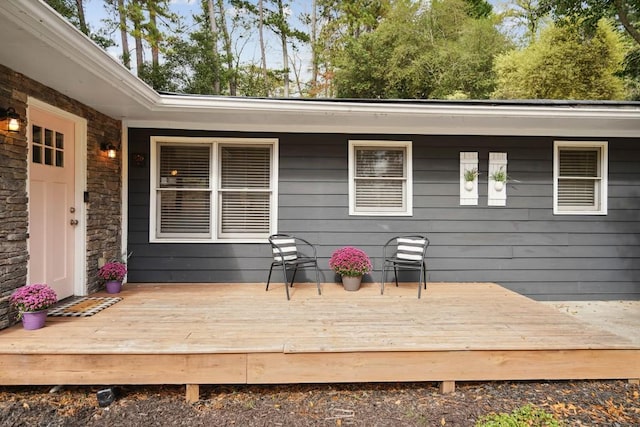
(1, 380, 639, 426)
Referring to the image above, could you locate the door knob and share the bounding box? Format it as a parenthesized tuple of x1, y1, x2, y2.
(70, 219, 79, 226)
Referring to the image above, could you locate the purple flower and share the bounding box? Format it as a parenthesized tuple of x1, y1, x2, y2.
(329, 247, 372, 277)
(98, 261, 127, 281)
(10, 284, 58, 318)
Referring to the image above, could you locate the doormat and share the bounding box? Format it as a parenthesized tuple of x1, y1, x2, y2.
(49, 297, 122, 317)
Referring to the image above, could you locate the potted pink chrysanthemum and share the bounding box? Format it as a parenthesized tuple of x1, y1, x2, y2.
(329, 247, 372, 291)
(98, 261, 127, 294)
(10, 283, 58, 330)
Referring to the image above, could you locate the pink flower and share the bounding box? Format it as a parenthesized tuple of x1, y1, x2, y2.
(10, 284, 57, 318)
(329, 247, 372, 277)
(98, 262, 127, 281)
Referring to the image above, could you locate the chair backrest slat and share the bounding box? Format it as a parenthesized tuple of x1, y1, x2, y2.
(396, 237, 427, 261)
(271, 237, 298, 262)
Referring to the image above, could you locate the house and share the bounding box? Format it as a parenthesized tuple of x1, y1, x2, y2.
(1, 1, 639, 329)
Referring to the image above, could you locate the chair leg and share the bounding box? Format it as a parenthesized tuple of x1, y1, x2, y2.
(266, 264, 275, 291)
(394, 266, 399, 287)
(314, 262, 321, 295)
(423, 263, 428, 289)
(381, 264, 386, 295)
(281, 263, 290, 300)
(291, 265, 298, 287)
(418, 264, 423, 299)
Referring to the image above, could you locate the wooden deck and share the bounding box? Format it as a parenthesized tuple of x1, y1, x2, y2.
(0, 282, 638, 402)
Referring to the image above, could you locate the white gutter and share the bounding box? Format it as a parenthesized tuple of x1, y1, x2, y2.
(3, 0, 640, 137)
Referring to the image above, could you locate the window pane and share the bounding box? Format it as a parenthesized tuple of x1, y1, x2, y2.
(55, 132, 64, 149)
(32, 145, 42, 164)
(32, 125, 42, 144)
(159, 145, 210, 188)
(32, 125, 42, 164)
(55, 150, 64, 168)
(45, 147, 53, 165)
(559, 150, 597, 177)
(356, 149, 404, 177)
(45, 129, 53, 147)
(558, 179, 596, 206)
(220, 192, 270, 234)
(158, 190, 210, 234)
(355, 180, 404, 208)
(221, 146, 271, 189)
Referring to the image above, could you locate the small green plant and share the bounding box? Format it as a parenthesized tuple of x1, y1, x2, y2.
(464, 167, 479, 182)
(476, 404, 562, 427)
(490, 167, 507, 183)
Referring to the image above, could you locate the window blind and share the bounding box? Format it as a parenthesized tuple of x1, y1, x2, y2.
(558, 149, 598, 207)
(219, 146, 271, 235)
(355, 148, 405, 209)
(157, 145, 211, 236)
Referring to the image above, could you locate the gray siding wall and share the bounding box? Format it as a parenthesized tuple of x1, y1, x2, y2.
(127, 128, 640, 300)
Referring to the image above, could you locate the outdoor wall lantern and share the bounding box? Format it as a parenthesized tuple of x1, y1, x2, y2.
(100, 142, 118, 159)
(0, 107, 21, 133)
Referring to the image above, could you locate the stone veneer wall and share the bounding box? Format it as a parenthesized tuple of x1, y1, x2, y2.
(0, 64, 122, 329)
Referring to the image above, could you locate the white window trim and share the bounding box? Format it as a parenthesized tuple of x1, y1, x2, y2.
(348, 140, 413, 216)
(553, 140, 608, 215)
(149, 136, 278, 243)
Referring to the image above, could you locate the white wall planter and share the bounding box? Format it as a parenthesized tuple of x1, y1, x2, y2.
(488, 152, 507, 206)
(460, 152, 478, 206)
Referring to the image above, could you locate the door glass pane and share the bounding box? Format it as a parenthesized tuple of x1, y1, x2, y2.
(32, 125, 42, 164)
(45, 147, 53, 165)
(45, 129, 53, 147)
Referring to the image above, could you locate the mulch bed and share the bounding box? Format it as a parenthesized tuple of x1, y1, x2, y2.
(1, 380, 638, 426)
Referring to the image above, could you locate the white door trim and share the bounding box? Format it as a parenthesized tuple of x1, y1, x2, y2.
(27, 97, 88, 296)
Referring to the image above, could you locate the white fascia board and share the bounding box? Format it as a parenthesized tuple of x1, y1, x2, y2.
(127, 96, 640, 137)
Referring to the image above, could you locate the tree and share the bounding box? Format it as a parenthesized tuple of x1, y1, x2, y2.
(539, 0, 640, 46)
(503, 0, 547, 44)
(493, 19, 626, 99)
(332, 0, 511, 99)
(45, 0, 113, 48)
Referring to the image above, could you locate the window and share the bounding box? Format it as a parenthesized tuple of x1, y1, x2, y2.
(150, 137, 278, 242)
(349, 140, 412, 216)
(554, 141, 607, 215)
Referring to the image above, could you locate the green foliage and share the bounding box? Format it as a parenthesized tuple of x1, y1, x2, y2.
(539, 0, 640, 46)
(493, 19, 626, 99)
(476, 404, 562, 427)
(333, 0, 512, 99)
(464, 0, 493, 19)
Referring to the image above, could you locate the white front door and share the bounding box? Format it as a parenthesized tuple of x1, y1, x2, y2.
(28, 107, 76, 299)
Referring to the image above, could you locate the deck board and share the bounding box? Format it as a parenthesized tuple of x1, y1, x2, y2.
(0, 282, 638, 390)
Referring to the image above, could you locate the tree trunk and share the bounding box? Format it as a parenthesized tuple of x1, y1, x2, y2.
(259, 0, 269, 96)
(207, 0, 221, 94)
(217, 0, 236, 95)
(149, 5, 159, 69)
(276, 0, 289, 97)
(75, 0, 89, 35)
(130, 0, 144, 75)
(614, 0, 640, 45)
(310, 0, 318, 94)
(117, 0, 131, 69)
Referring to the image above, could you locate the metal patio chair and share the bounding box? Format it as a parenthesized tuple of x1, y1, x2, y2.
(266, 234, 321, 300)
(381, 235, 430, 298)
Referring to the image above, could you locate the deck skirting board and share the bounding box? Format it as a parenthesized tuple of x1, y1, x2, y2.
(0, 349, 637, 386)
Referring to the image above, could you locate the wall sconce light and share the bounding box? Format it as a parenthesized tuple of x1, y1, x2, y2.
(0, 107, 21, 133)
(100, 142, 118, 159)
